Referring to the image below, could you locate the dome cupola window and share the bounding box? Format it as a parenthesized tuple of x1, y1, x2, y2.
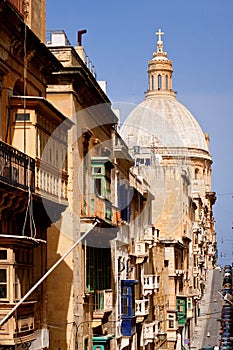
(158, 74, 162, 90)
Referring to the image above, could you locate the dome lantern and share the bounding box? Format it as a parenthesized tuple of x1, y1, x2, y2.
(146, 28, 175, 98)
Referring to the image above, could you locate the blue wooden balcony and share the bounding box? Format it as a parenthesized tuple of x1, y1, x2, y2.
(121, 280, 138, 337)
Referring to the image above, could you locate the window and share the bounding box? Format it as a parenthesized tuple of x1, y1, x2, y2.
(122, 297, 129, 315)
(167, 314, 175, 329)
(94, 178, 102, 196)
(15, 113, 30, 121)
(14, 270, 20, 300)
(187, 298, 192, 309)
(86, 246, 111, 293)
(0, 250, 7, 260)
(195, 168, 199, 180)
(151, 75, 154, 90)
(158, 74, 162, 90)
(84, 338, 88, 350)
(176, 297, 187, 325)
(133, 146, 140, 154)
(92, 166, 103, 174)
(121, 281, 137, 317)
(118, 183, 131, 222)
(165, 75, 169, 90)
(91, 158, 113, 199)
(0, 269, 7, 299)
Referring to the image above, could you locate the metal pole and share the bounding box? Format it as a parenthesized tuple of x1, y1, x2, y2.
(0, 219, 99, 327)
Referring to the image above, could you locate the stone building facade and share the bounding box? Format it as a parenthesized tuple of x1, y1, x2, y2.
(0, 2, 217, 350)
(121, 29, 217, 350)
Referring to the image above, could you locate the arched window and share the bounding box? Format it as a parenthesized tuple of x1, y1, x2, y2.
(194, 168, 199, 180)
(158, 75, 162, 90)
(166, 75, 169, 90)
(151, 75, 154, 90)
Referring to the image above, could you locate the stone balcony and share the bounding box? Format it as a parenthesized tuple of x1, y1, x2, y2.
(135, 299, 149, 321)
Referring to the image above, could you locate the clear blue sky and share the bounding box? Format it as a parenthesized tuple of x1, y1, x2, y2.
(46, 0, 233, 266)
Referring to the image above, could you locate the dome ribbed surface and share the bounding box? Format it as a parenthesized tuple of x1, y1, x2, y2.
(121, 94, 209, 153)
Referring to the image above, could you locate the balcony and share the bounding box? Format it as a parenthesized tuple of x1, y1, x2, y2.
(121, 280, 138, 336)
(193, 221, 200, 232)
(0, 301, 36, 345)
(93, 289, 112, 319)
(121, 317, 136, 337)
(35, 159, 68, 203)
(135, 299, 149, 320)
(0, 140, 35, 191)
(10, 96, 72, 204)
(198, 255, 205, 265)
(175, 269, 185, 276)
(143, 275, 160, 295)
(143, 321, 158, 343)
(130, 241, 149, 263)
(193, 244, 199, 253)
(114, 136, 134, 166)
(81, 194, 119, 226)
(144, 225, 159, 246)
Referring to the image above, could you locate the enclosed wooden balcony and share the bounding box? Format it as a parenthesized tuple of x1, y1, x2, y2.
(143, 274, 160, 295)
(144, 225, 159, 246)
(130, 241, 149, 264)
(143, 321, 159, 343)
(81, 194, 120, 226)
(10, 96, 72, 205)
(0, 301, 36, 346)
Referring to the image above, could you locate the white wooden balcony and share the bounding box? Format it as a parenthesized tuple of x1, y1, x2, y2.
(130, 241, 149, 263)
(143, 275, 160, 295)
(144, 225, 159, 246)
(143, 321, 159, 344)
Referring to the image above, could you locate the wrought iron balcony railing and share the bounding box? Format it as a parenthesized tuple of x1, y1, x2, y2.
(0, 140, 35, 191)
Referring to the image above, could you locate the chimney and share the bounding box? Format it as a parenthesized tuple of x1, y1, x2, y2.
(76, 29, 87, 63)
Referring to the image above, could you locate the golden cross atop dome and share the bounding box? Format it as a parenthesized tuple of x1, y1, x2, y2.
(156, 28, 164, 42)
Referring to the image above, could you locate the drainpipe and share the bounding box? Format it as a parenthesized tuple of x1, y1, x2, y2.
(0, 219, 99, 328)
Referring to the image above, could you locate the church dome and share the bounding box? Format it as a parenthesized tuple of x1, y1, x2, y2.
(121, 29, 210, 159)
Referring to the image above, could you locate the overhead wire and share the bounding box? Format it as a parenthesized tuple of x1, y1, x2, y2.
(21, 0, 37, 239)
